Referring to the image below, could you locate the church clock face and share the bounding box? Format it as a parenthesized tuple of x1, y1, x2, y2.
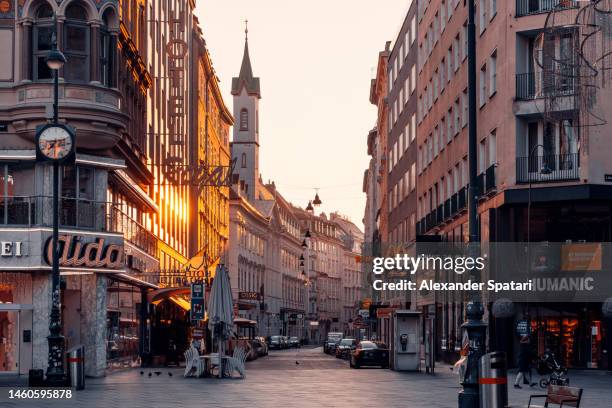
(36, 124, 75, 162)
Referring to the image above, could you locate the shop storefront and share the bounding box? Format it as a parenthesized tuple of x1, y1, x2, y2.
(516, 303, 609, 370)
(0, 273, 35, 376)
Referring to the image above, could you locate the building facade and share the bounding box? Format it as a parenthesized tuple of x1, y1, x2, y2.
(0, 0, 157, 378)
(362, 42, 390, 304)
(330, 213, 364, 334)
(415, 0, 612, 369)
(227, 33, 306, 338)
(189, 19, 233, 276)
(146, 0, 195, 276)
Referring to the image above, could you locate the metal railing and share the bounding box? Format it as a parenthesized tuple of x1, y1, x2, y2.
(0, 196, 117, 230)
(516, 153, 579, 183)
(458, 187, 467, 210)
(516, 70, 577, 100)
(516, 0, 579, 17)
(419, 185, 473, 234)
(444, 199, 451, 221)
(109, 207, 157, 258)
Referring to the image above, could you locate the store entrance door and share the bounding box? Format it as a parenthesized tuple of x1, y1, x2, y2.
(0, 304, 32, 376)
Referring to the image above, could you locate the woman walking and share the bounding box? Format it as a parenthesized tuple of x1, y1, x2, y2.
(514, 335, 536, 388)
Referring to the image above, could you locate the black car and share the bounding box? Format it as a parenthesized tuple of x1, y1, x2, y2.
(268, 335, 283, 350)
(335, 338, 356, 359)
(289, 337, 301, 348)
(349, 341, 389, 369)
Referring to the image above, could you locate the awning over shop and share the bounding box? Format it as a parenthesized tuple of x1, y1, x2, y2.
(147, 287, 191, 311)
(109, 273, 159, 290)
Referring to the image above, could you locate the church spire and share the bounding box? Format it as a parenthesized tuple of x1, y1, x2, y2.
(231, 20, 261, 98)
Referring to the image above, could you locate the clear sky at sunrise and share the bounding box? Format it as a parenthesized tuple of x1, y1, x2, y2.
(195, 1, 408, 228)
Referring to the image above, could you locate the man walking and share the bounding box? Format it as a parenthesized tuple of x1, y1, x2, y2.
(514, 335, 536, 388)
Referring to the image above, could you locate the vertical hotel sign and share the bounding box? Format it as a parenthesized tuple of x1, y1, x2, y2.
(164, 2, 187, 183)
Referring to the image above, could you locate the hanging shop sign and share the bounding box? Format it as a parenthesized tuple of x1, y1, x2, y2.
(190, 282, 205, 321)
(238, 291, 261, 301)
(44, 235, 123, 270)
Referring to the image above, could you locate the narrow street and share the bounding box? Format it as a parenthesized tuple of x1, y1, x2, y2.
(3, 347, 610, 408)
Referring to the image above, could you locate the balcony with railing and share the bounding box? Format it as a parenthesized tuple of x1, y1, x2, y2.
(516, 153, 579, 183)
(515, 0, 579, 17)
(475, 165, 497, 197)
(0, 197, 157, 258)
(419, 186, 470, 234)
(0, 196, 116, 231)
(516, 70, 577, 101)
(109, 207, 158, 258)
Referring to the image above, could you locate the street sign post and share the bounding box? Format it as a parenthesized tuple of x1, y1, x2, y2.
(190, 282, 205, 321)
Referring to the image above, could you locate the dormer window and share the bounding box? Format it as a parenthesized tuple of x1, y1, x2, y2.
(240, 108, 249, 131)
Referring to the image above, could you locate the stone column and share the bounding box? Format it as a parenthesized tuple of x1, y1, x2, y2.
(20, 19, 33, 82)
(56, 17, 65, 80)
(109, 32, 118, 88)
(90, 22, 100, 84)
(81, 274, 108, 378)
(31, 271, 52, 371)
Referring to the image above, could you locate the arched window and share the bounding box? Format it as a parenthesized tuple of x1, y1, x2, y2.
(240, 108, 249, 131)
(32, 3, 54, 81)
(63, 3, 90, 82)
(241, 153, 247, 168)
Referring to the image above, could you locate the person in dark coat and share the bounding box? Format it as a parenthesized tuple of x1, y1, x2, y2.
(514, 335, 536, 388)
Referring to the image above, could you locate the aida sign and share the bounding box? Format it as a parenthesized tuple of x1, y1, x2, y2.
(44, 235, 124, 270)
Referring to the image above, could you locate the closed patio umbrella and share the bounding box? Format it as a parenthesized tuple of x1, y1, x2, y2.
(207, 264, 234, 378)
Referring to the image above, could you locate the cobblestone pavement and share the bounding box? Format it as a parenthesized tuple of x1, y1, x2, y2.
(2, 347, 610, 408)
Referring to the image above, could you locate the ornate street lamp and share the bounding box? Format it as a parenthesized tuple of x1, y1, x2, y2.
(37, 15, 70, 386)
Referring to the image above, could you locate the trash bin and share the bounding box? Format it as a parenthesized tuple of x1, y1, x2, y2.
(478, 351, 508, 408)
(67, 345, 85, 390)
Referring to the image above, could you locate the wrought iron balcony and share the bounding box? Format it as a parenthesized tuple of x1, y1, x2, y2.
(515, 0, 579, 17)
(516, 153, 579, 183)
(516, 71, 577, 101)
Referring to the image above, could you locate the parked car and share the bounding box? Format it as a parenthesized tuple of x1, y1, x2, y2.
(268, 335, 283, 350)
(335, 338, 356, 359)
(253, 337, 268, 356)
(349, 341, 389, 369)
(289, 337, 301, 348)
(324, 332, 343, 354)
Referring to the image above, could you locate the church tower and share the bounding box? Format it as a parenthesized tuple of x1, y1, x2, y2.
(231, 22, 261, 202)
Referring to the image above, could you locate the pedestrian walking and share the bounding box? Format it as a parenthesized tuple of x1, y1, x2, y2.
(514, 335, 536, 388)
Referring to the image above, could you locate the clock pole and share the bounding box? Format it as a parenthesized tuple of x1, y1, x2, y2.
(44, 13, 67, 386)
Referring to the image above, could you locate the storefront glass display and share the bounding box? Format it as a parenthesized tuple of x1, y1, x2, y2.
(106, 281, 142, 368)
(527, 304, 606, 369)
(0, 273, 33, 374)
